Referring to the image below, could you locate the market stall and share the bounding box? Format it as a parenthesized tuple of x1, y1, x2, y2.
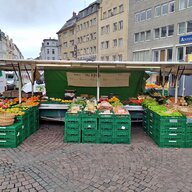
(1, 59, 192, 148)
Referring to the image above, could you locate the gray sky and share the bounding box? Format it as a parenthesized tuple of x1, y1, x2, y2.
(0, 0, 93, 59)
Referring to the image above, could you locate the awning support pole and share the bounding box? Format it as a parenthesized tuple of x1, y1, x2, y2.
(97, 65, 100, 101)
(175, 75, 179, 104)
(18, 64, 22, 103)
(31, 65, 35, 96)
(162, 68, 165, 96)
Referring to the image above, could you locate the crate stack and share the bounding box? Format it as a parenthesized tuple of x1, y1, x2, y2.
(82, 113, 98, 143)
(185, 118, 192, 148)
(143, 108, 187, 148)
(0, 122, 23, 148)
(113, 115, 131, 144)
(64, 113, 81, 143)
(142, 107, 149, 133)
(98, 114, 114, 144)
(64, 113, 131, 144)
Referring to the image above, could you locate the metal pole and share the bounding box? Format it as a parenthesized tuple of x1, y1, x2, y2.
(182, 75, 185, 97)
(162, 69, 165, 96)
(175, 76, 179, 104)
(31, 65, 34, 96)
(18, 72, 22, 103)
(97, 65, 100, 101)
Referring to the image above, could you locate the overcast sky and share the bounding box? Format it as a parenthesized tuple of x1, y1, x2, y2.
(0, 0, 94, 59)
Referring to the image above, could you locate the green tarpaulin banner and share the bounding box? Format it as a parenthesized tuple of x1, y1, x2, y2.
(44, 69, 148, 100)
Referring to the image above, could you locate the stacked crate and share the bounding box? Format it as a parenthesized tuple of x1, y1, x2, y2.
(148, 111, 186, 148)
(16, 113, 29, 141)
(64, 113, 81, 143)
(185, 118, 192, 148)
(81, 113, 98, 143)
(0, 122, 23, 148)
(113, 115, 131, 144)
(98, 114, 114, 144)
(33, 106, 40, 131)
(142, 107, 149, 134)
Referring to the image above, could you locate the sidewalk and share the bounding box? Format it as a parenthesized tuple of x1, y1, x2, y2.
(0, 122, 192, 192)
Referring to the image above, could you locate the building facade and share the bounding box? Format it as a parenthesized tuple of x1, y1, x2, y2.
(0, 30, 23, 59)
(40, 38, 59, 60)
(76, 1, 100, 60)
(128, 0, 192, 62)
(57, 12, 77, 60)
(98, 0, 129, 61)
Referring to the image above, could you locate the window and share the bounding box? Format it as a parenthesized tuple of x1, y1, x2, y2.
(101, 26, 104, 35)
(134, 33, 140, 42)
(167, 48, 173, 61)
(187, 20, 192, 33)
(47, 42, 49, 45)
(106, 41, 109, 49)
(154, 28, 160, 38)
(103, 11, 107, 19)
(118, 54, 123, 61)
(119, 20, 123, 30)
(52, 49, 55, 54)
(47, 57, 50, 60)
(106, 25, 110, 33)
(113, 7, 117, 15)
(135, 13, 140, 22)
(118, 38, 123, 47)
(186, 46, 192, 55)
(101, 42, 105, 49)
(64, 42, 67, 47)
(179, 0, 187, 10)
(113, 39, 117, 47)
(146, 9, 152, 20)
(168, 25, 174, 36)
(119, 4, 124, 13)
(64, 53, 67, 59)
(153, 50, 159, 61)
(146, 30, 151, 41)
(162, 3, 168, 15)
(108, 9, 112, 17)
(161, 26, 167, 37)
(113, 55, 117, 61)
(133, 51, 150, 61)
(169, 1, 175, 12)
(188, 0, 192, 7)
(177, 47, 184, 61)
(52, 57, 55, 60)
(113, 22, 118, 31)
(178, 22, 186, 34)
(106, 56, 109, 61)
(140, 11, 146, 21)
(47, 49, 49, 54)
(140, 32, 145, 41)
(155, 5, 161, 17)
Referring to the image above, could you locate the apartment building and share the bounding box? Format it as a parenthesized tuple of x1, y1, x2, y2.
(0, 30, 23, 59)
(98, 0, 129, 61)
(76, 1, 100, 60)
(40, 38, 59, 60)
(128, 0, 192, 62)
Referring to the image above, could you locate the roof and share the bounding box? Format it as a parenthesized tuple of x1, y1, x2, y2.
(0, 59, 192, 75)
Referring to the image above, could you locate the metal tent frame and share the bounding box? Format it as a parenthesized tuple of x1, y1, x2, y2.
(1, 59, 192, 103)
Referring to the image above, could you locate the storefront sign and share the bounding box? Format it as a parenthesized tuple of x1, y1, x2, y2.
(179, 34, 192, 44)
(67, 72, 130, 87)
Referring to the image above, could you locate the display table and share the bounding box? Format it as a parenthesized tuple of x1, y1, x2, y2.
(39, 104, 144, 122)
(124, 105, 144, 122)
(39, 104, 69, 121)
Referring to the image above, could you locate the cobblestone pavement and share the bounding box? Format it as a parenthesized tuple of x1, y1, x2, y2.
(1, 121, 192, 192)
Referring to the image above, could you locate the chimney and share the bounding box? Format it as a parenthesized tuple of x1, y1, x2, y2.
(72, 12, 76, 17)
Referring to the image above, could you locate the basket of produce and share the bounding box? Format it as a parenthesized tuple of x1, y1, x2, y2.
(0, 112, 15, 126)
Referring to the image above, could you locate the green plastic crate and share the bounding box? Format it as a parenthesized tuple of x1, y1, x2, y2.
(113, 137, 130, 144)
(98, 136, 113, 144)
(155, 139, 185, 148)
(64, 135, 81, 143)
(82, 129, 98, 143)
(99, 129, 114, 137)
(99, 122, 113, 131)
(185, 141, 192, 148)
(82, 118, 97, 130)
(0, 122, 23, 148)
